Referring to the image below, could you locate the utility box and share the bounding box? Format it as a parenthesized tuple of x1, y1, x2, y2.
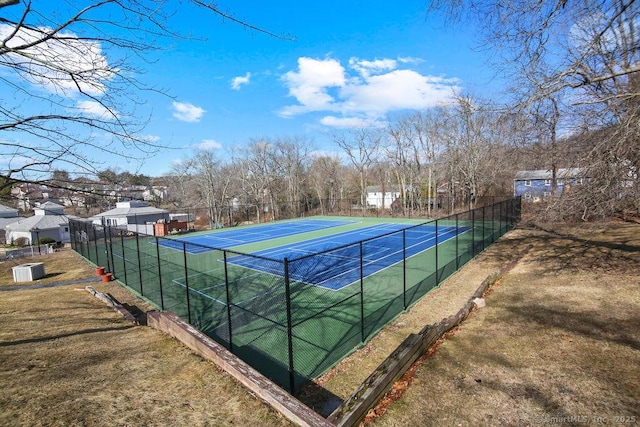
(12, 262, 45, 282)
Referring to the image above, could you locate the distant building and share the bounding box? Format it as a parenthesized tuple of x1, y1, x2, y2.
(5, 201, 74, 244)
(514, 168, 588, 202)
(0, 203, 21, 244)
(90, 200, 169, 235)
(365, 185, 402, 209)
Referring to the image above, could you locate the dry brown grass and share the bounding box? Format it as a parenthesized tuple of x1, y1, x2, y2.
(2, 220, 639, 427)
(0, 250, 293, 427)
(364, 221, 640, 426)
(0, 249, 95, 285)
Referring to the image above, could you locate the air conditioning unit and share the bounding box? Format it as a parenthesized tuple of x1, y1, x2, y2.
(12, 262, 45, 282)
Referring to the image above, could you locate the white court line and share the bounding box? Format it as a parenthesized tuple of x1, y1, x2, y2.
(171, 269, 273, 305)
(311, 229, 464, 290)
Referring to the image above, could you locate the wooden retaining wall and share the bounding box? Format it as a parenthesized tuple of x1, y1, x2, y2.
(328, 244, 532, 427)
(146, 311, 334, 427)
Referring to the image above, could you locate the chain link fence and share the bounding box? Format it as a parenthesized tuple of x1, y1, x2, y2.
(70, 197, 521, 394)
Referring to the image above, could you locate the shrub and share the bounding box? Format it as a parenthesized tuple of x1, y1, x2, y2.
(36, 237, 56, 245)
(13, 237, 29, 247)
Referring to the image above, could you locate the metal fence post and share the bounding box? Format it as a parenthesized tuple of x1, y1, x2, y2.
(435, 220, 439, 284)
(182, 242, 191, 324)
(471, 209, 476, 257)
(135, 232, 143, 296)
(120, 231, 128, 285)
(106, 225, 115, 275)
(284, 258, 295, 395)
(402, 229, 407, 310)
(492, 202, 496, 243)
(92, 224, 99, 265)
(482, 206, 487, 250)
(360, 241, 365, 343)
(223, 250, 233, 352)
(155, 237, 165, 310)
(455, 214, 459, 270)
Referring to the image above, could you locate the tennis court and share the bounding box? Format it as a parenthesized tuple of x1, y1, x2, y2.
(70, 197, 521, 395)
(156, 218, 354, 253)
(228, 223, 470, 290)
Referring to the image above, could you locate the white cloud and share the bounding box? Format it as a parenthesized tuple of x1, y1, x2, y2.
(194, 139, 222, 150)
(348, 57, 397, 77)
(320, 116, 378, 128)
(172, 101, 206, 122)
(0, 24, 114, 97)
(76, 101, 116, 119)
(279, 56, 461, 128)
(340, 70, 458, 113)
(231, 72, 251, 90)
(280, 57, 346, 117)
(142, 134, 161, 143)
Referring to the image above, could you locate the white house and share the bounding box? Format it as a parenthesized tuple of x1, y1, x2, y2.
(365, 185, 402, 209)
(90, 200, 170, 234)
(5, 201, 74, 245)
(0, 203, 21, 244)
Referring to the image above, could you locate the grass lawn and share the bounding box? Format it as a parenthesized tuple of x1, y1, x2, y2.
(1, 219, 638, 426)
(0, 249, 294, 427)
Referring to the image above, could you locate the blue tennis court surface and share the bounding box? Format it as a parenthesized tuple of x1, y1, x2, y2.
(227, 223, 470, 290)
(156, 219, 354, 253)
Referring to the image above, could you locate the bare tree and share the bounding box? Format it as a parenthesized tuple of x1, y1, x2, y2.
(189, 150, 232, 228)
(387, 110, 447, 216)
(429, 0, 640, 218)
(236, 139, 278, 223)
(272, 136, 314, 218)
(308, 155, 342, 214)
(0, 1, 290, 193)
(438, 96, 514, 210)
(332, 128, 381, 208)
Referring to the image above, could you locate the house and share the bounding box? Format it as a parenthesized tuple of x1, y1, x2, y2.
(0, 203, 21, 244)
(5, 201, 74, 245)
(514, 168, 588, 202)
(365, 185, 402, 209)
(90, 200, 170, 235)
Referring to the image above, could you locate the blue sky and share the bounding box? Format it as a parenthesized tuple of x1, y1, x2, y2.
(2, 0, 498, 178)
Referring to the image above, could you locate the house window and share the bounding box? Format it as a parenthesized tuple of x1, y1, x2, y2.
(577, 178, 584, 185)
(524, 192, 532, 199)
(543, 192, 551, 198)
(557, 178, 564, 185)
(544, 179, 551, 186)
(524, 180, 532, 186)
(64, 227, 69, 232)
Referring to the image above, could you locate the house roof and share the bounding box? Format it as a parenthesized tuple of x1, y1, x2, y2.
(91, 205, 169, 219)
(37, 201, 65, 210)
(514, 168, 587, 180)
(35, 200, 65, 215)
(0, 217, 22, 229)
(6, 213, 76, 232)
(366, 185, 402, 193)
(0, 203, 18, 218)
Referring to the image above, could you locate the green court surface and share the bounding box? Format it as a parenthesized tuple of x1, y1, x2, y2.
(72, 200, 518, 394)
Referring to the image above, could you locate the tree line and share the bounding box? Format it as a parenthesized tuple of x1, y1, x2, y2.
(1, 0, 637, 222)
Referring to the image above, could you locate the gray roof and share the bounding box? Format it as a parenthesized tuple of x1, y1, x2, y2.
(37, 201, 64, 210)
(6, 213, 76, 232)
(0, 217, 22, 229)
(514, 168, 587, 180)
(0, 203, 18, 218)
